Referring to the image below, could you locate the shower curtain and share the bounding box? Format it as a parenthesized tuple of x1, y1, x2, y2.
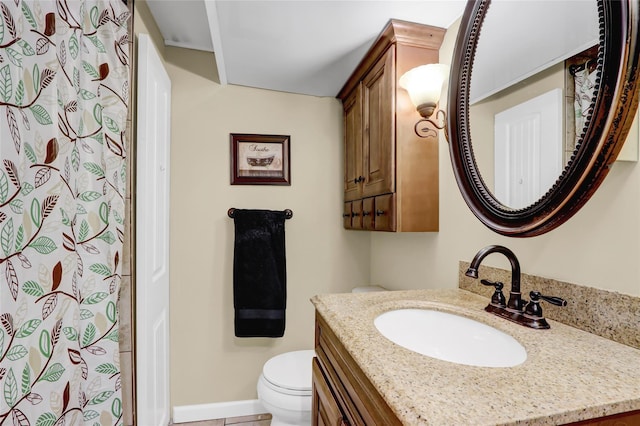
(0, 0, 129, 424)
(574, 61, 597, 144)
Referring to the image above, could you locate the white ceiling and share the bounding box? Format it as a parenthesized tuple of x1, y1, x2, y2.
(145, 0, 466, 97)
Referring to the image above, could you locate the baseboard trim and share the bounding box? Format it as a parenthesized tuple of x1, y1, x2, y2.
(172, 399, 267, 423)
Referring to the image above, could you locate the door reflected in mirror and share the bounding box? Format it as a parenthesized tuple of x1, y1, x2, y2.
(492, 88, 563, 209)
(469, 0, 599, 209)
(447, 0, 639, 236)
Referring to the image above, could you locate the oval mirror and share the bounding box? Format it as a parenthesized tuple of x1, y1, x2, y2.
(448, 0, 640, 237)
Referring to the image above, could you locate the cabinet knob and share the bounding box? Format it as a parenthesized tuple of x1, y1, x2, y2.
(375, 209, 385, 216)
(362, 211, 371, 216)
(354, 176, 364, 184)
(351, 212, 360, 217)
(342, 213, 351, 218)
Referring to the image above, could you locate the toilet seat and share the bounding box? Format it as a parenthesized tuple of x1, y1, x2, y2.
(262, 350, 314, 395)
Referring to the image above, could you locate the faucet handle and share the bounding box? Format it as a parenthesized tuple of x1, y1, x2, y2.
(524, 291, 567, 317)
(480, 279, 506, 307)
(530, 291, 567, 307)
(480, 279, 502, 289)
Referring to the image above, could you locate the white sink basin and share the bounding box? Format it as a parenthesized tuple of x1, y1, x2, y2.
(374, 309, 527, 367)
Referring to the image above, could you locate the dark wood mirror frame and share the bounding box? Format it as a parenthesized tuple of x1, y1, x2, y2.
(448, 0, 640, 237)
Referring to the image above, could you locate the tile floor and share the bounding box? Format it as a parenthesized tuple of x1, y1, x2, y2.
(175, 413, 272, 426)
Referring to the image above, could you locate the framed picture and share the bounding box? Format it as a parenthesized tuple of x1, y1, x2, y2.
(230, 134, 291, 185)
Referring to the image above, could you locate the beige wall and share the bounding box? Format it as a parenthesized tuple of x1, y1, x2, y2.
(135, 1, 370, 407)
(135, 4, 640, 414)
(371, 19, 640, 297)
(167, 79, 371, 405)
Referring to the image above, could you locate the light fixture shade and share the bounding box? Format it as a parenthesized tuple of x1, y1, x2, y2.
(399, 63, 449, 111)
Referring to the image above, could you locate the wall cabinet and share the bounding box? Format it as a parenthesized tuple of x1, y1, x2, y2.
(339, 20, 445, 232)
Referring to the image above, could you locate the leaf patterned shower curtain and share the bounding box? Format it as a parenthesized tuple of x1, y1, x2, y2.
(574, 61, 597, 145)
(0, 0, 129, 424)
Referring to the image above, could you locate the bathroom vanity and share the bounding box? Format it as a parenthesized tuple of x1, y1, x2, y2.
(310, 289, 640, 425)
(313, 313, 400, 425)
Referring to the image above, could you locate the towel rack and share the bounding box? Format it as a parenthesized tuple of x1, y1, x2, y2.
(227, 208, 293, 219)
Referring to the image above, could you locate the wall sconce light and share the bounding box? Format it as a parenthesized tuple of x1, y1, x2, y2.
(399, 63, 449, 139)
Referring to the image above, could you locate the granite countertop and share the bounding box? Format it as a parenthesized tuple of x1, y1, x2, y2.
(310, 289, 640, 426)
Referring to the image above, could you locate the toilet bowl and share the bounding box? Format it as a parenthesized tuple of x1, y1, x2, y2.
(257, 350, 315, 426)
(258, 286, 387, 425)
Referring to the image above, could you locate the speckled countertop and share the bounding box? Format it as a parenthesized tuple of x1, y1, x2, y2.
(310, 289, 640, 426)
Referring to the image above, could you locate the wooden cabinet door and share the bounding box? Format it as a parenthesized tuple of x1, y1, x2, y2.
(312, 358, 346, 426)
(362, 47, 395, 198)
(315, 314, 402, 426)
(343, 86, 363, 202)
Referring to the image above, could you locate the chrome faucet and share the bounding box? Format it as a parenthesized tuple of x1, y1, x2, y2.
(465, 245, 566, 329)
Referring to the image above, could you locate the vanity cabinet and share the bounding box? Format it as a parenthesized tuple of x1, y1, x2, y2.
(312, 313, 401, 426)
(312, 308, 640, 426)
(566, 411, 640, 425)
(339, 20, 444, 232)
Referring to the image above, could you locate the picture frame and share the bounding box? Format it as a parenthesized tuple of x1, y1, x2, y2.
(230, 134, 291, 185)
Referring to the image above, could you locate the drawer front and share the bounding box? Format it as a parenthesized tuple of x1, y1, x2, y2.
(343, 203, 353, 229)
(351, 200, 363, 230)
(361, 197, 375, 230)
(374, 193, 396, 231)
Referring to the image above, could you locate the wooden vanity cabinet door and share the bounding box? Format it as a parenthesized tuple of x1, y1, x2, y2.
(362, 47, 395, 199)
(312, 358, 347, 426)
(344, 86, 363, 202)
(314, 313, 401, 426)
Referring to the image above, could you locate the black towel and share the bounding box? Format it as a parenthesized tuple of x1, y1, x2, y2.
(233, 209, 287, 337)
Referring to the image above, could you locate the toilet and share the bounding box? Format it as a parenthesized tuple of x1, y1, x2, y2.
(257, 286, 387, 425)
(257, 349, 315, 426)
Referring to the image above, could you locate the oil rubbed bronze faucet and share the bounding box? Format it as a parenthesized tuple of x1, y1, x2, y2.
(465, 245, 566, 329)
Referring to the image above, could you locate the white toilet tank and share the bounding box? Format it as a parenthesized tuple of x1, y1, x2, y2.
(352, 285, 387, 293)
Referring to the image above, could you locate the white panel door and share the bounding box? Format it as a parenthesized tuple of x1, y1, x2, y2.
(136, 33, 172, 426)
(495, 89, 563, 209)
